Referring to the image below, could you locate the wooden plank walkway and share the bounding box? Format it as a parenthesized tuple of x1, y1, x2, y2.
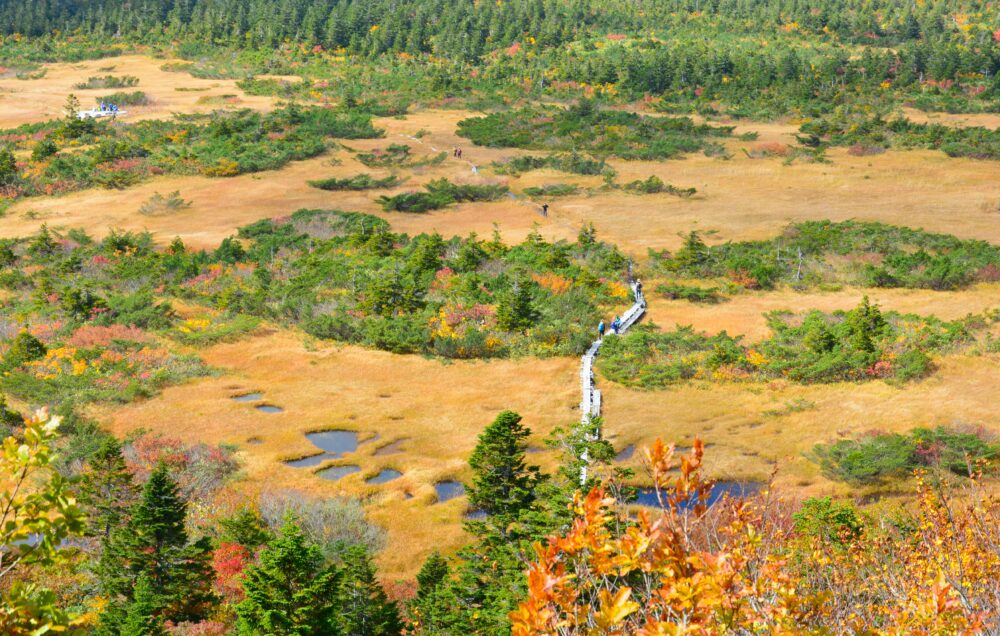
(579, 281, 646, 484)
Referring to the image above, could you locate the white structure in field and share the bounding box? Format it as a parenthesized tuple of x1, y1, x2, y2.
(76, 108, 127, 119)
(578, 280, 646, 485)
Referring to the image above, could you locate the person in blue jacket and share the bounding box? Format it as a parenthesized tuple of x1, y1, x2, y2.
(598, 321, 606, 338)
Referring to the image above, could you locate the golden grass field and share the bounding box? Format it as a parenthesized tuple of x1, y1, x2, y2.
(0, 54, 279, 129)
(6, 56, 998, 579)
(97, 330, 579, 579)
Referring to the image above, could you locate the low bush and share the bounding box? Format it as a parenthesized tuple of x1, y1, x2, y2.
(800, 115, 1000, 161)
(75, 75, 139, 89)
(458, 99, 733, 160)
(138, 190, 192, 215)
(812, 426, 999, 484)
(597, 298, 976, 387)
(96, 90, 149, 106)
(307, 174, 401, 191)
(655, 283, 724, 303)
(650, 221, 1000, 291)
(493, 152, 611, 177)
(621, 175, 696, 197)
(378, 178, 508, 212)
(523, 184, 579, 198)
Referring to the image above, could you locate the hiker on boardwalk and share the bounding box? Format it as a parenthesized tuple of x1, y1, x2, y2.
(598, 320, 606, 339)
(541, 203, 549, 217)
(456, 148, 463, 159)
(611, 316, 621, 334)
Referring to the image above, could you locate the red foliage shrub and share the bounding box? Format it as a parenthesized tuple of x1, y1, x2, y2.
(847, 143, 886, 156)
(212, 542, 250, 602)
(66, 324, 148, 348)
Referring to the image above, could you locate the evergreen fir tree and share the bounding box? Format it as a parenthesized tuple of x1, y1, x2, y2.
(236, 516, 343, 636)
(415, 551, 448, 601)
(339, 545, 403, 636)
(97, 463, 215, 630)
(119, 573, 166, 636)
(467, 410, 542, 522)
(80, 437, 138, 541)
(496, 281, 535, 332)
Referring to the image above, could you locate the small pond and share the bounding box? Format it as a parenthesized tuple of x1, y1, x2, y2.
(434, 480, 465, 503)
(232, 393, 263, 402)
(633, 481, 762, 510)
(306, 430, 358, 456)
(317, 464, 361, 481)
(256, 404, 284, 414)
(366, 468, 402, 485)
(615, 444, 635, 462)
(285, 454, 330, 469)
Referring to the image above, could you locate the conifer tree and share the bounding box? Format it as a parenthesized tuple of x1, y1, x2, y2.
(236, 516, 343, 636)
(97, 464, 215, 631)
(119, 573, 166, 636)
(467, 410, 542, 522)
(80, 437, 137, 541)
(415, 551, 448, 601)
(496, 281, 535, 332)
(339, 545, 403, 636)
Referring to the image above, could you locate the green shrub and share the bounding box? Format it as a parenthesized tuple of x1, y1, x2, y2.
(458, 100, 733, 160)
(308, 174, 401, 191)
(650, 221, 1000, 291)
(96, 91, 149, 106)
(655, 283, 724, 303)
(75, 75, 139, 89)
(812, 427, 998, 484)
(622, 175, 696, 197)
(598, 298, 973, 387)
(379, 179, 507, 212)
(523, 184, 579, 198)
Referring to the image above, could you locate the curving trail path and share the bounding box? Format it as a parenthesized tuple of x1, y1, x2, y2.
(579, 282, 646, 484)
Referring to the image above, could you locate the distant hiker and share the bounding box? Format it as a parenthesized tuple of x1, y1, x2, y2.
(457, 148, 463, 159)
(541, 203, 549, 217)
(453, 148, 458, 157)
(611, 316, 621, 333)
(598, 321, 606, 338)
(635, 279, 643, 294)
(471, 165, 478, 174)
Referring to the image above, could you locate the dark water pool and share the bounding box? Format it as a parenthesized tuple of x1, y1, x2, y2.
(317, 464, 361, 481)
(232, 392, 263, 402)
(633, 481, 762, 510)
(434, 481, 465, 503)
(306, 430, 358, 456)
(285, 454, 330, 469)
(366, 468, 402, 485)
(615, 444, 635, 461)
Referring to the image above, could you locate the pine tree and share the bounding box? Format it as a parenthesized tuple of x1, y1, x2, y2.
(97, 464, 215, 630)
(80, 437, 137, 541)
(340, 545, 403, 636)
(415, 551, 448, 601)
(496, 281, 534, 331)
(236, 516, 343, 636)
(119, 573, 166, 636)
(467, 410, 542, 522)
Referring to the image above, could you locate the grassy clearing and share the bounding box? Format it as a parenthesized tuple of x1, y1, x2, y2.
(98, 329, 579, 579)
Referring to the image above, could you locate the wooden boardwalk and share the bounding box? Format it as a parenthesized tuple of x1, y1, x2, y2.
(579, 281, 646, 484)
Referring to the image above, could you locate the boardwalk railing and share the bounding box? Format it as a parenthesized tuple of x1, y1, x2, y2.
(579, 281, 646, 484)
